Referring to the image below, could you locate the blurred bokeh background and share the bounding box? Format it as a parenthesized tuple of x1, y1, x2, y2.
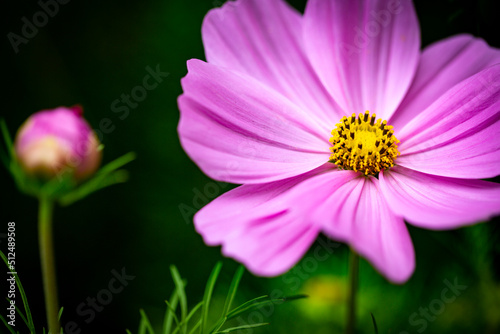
(1, 0, 500, 333)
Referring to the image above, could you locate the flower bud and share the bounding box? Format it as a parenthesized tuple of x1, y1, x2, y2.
(14, 106, 102, 181)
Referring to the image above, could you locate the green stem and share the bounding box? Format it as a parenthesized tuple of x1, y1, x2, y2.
(346, 249, 359, 334)
(38, 196, 60, 334)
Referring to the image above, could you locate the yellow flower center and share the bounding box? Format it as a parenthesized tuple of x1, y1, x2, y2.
(329, 111, 400, 176)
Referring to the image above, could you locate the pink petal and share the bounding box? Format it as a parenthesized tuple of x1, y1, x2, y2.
(178, 59, 330, 184)
(312, 175, 414, 283)
(194, 165, 334, 276)
(202, 0, 344, 129)
(196, 164, 414, 282)
(380, 166, 500, 229)
(396, 65, 500, 179)
(303, 0, 420, 120)
(390, 34, 500, 129)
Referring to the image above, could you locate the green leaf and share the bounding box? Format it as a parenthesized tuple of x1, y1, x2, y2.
(200, 262, 222, 334)
(226, 295, 307, 321)
(58, 307, 64, 321)
(279, 294, 309, 302)
(214, 323, 269, 333)
(58, 169, 129, 205)
(58, 152, 135, 206)
(98, 151, 136, 175)
(371, 313, 378, 334)
(225, 296, 268, 319)
(41, 172, 76, 198)
(126, 330, 133, 334)
(170, 266, 188, 334)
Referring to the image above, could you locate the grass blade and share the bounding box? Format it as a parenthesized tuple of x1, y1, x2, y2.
(0, 149, 8, 170)
(371, 313, 379, 334)
(0, 119, 14, 159)
(7, 300, 29, 331)
(188, 320, 201, 334)
(58, 307, 64, 321)
(138, 319, 147, 334)
(163, 290, 180, 334)
(139, 309, 155, 334)
(215, 323, 269, 333)
(184, 302, 204, 326)
(0, 251, 35, 332)
(200, 262, 222, 334)
(164, 300, 181, 331)
(222, 266, 244, 317)
(170, 266, 188, 334)
(211, 266, 245, 333)
(0, 314, 17, 334)
(226, 295, 307, 320)
(172, 302, 203, 334)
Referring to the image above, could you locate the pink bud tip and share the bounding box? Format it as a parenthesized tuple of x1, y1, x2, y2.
(14, 106, 102, 181)
(70, 104, 84, 116)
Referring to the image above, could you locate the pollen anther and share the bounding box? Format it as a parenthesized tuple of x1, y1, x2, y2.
(329, 111, 400, 175)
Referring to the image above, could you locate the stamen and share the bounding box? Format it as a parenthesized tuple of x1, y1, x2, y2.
(329, 110, 400, 176)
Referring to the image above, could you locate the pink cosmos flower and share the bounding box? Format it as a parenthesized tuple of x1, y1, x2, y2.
(177, 0, 500, 283)
(15, 106, 102, 180)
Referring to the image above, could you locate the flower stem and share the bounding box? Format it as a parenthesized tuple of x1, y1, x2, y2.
(346, 249, 359, 334)
(38, 196, 60, 334)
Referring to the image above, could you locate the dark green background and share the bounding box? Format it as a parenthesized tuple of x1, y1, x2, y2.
(1, 0, 500, 333)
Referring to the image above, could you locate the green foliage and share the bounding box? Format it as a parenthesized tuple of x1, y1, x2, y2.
(0, 256, 304, 334)
(1, 250, 35, 334)
(370, 313, 378, 334)
(1, 250, 68, 334)
(128, 263, 306, 334)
